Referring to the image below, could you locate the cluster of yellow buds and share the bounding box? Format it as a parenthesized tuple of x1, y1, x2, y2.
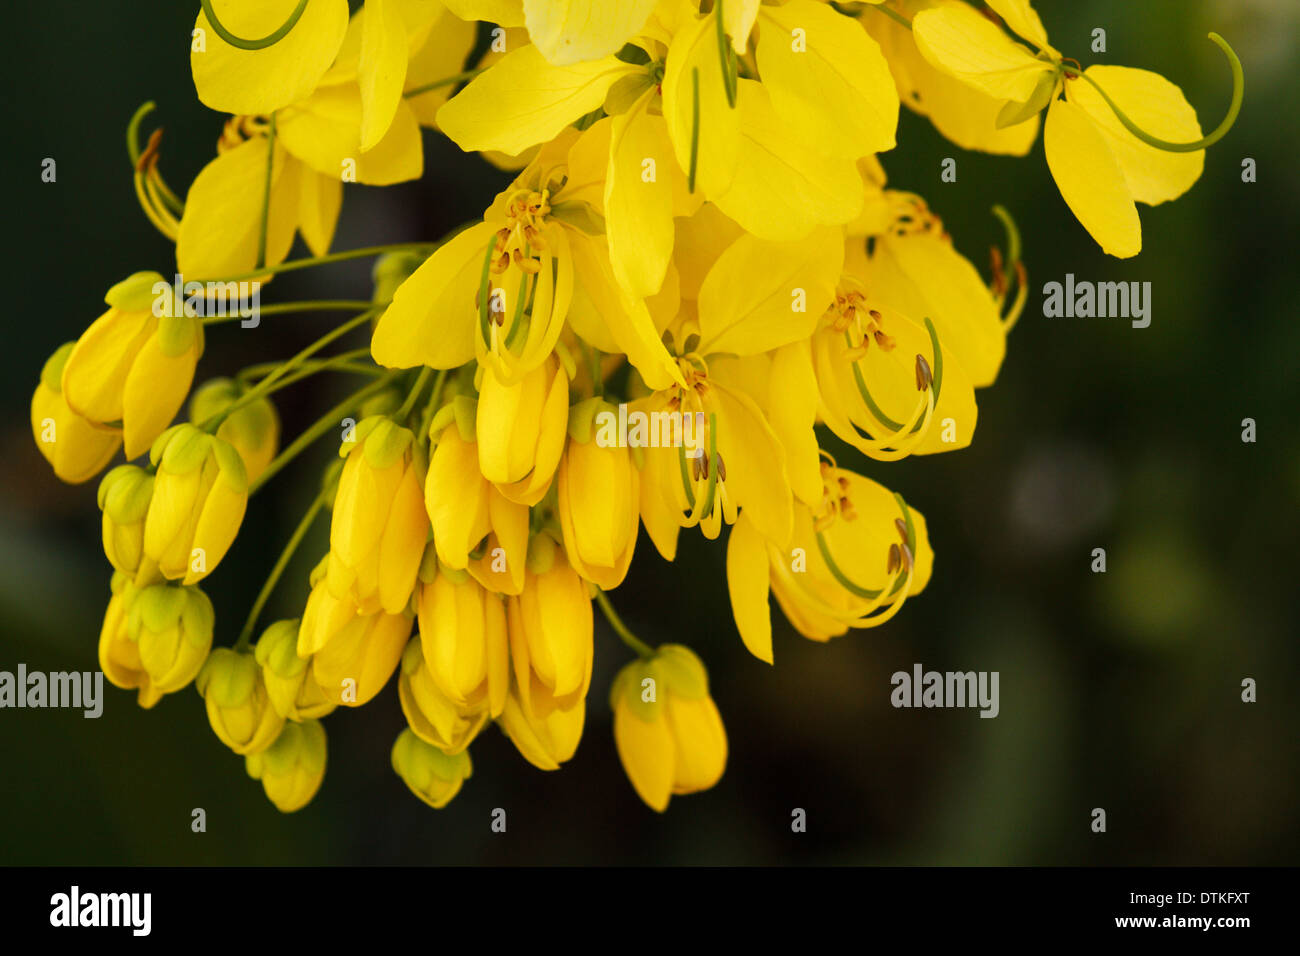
(32, 0, 1239, 814)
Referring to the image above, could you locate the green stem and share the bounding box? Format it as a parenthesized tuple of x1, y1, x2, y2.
(250, 372, 401, 494)
(1062, 32, 1243, 153)
(255, 112, 277, 270)
(200, 0, 309, 51)
(203, 310, 378, 431)
(237, 349, 377, 385)
(203, 299, 375, 326)
(395, 366, 433, 420)
(234, 491, 326, 652)
(190, 242, 437, 286)
(991, 204, 1021, 266)
(403, 68, 487, 98)
(594, 590, 655, 659)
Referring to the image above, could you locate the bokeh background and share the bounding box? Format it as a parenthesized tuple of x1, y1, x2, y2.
(2, 0, 1296, 865)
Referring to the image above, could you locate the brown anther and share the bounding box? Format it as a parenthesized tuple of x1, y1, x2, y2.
(887, 544, 901, 574)
(699, 451, 709, 481)
(869, 309, 882, 322)
(715, 453, 727, 482)
(136, 128, 164, 173)
(874, 330, 896, 351)
(492, 251, 510, 274)
(837, 476, 850, 491)
(894, 517, 909, 543)
(512, 248, 541, 275)
(900, 543, 914, 573)
(915, 354, 933, 392)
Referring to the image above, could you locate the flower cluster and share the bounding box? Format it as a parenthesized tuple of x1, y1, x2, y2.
(31, 0, 1238, 814)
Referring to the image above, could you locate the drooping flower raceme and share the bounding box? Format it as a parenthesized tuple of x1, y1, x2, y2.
(32, 0, 1240, 816)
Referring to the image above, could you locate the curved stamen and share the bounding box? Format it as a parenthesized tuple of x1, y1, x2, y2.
(200, 0, 310, 52)
(1064, 33, 1243, 153)
(715, 4, 738, 108)
(688, 68, 701, 193)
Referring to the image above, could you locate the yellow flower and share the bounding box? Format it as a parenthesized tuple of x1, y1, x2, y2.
(97, 465, 155, 578)
(424, 408, 531, 595)
(726, 465, 934, 661)
(195, 647, 286, 755)
(61, 273, 204, 460)
(246, 718, 328, 813)
(497, 539, 591, 770)
(397, 638, 488, 755)
(611, 644, 727, 812)
(475, 355, 570, 506)
(300, 566, 411, 707)
(126, 582, 215, 699)
(142, 424, 250, 585)
(507, 541, 594, 715)
(31, 343, 121, 484)
(371, 130, 683, 389)
(809, 281, 978, 461)
(326, 415, 428, 615)
(415, 569, 510, 718)
(497, 684, 585, 772)
(557, 430, 639, 590)
(391, 727, 471, 809)
(913, 0, 1207, 257)
(98, 572, 161, 709)
(189, 378, 280, 486)
(440, 0, 896, 255)
(180, 2, 474, 277)
(254, 619, 338, 720)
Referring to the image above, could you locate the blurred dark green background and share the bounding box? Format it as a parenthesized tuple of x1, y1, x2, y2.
(2, 0, 1297, 865)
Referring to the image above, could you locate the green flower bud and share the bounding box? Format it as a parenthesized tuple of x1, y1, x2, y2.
(196, 647, 285, 755)
(127, 583, 214, 697)
(245, 719, 327, 814)
(254, 619, 337, 721)
(391, 728, 472, 809)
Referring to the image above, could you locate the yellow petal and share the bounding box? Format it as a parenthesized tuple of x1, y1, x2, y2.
(861, 232, 1007, 387)
(122, 338, 197, 460)
(297, 168, 343, 258)
(437, 45, 635, 155)
(62, 309, 153, 426)
(191, 0, 350, 115)
(912, 3, 1053, 103)
(440, 0, 525, 27)
(176, 139, 299, 279)
(709, 80, 863, 241)
(358, 0, 410, 151)
(766, 343, 822, 507)
(523, 0, 658, 65)
(371, 221, 496, 369)
(722, 0, 760, 53)
(673, 203, 744, 300)
(1044, 98, 1141, 258)
(614, 701, 675, 811)
(404, 8, 479, 125)
(711, 382, 793, 545)
(666, 696, 726, 793)
(278, 86, 423, 185)
(755, 0, 898, 157)
(606, 89, 676, 298)
(697, 227, 842, 356)
(984, 0, 1054, 52)
(566, 233, 684, 390)
(725, 512, 773, 663)
(1068, 66, 1204, 206)
(662, 10, 742, 199)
